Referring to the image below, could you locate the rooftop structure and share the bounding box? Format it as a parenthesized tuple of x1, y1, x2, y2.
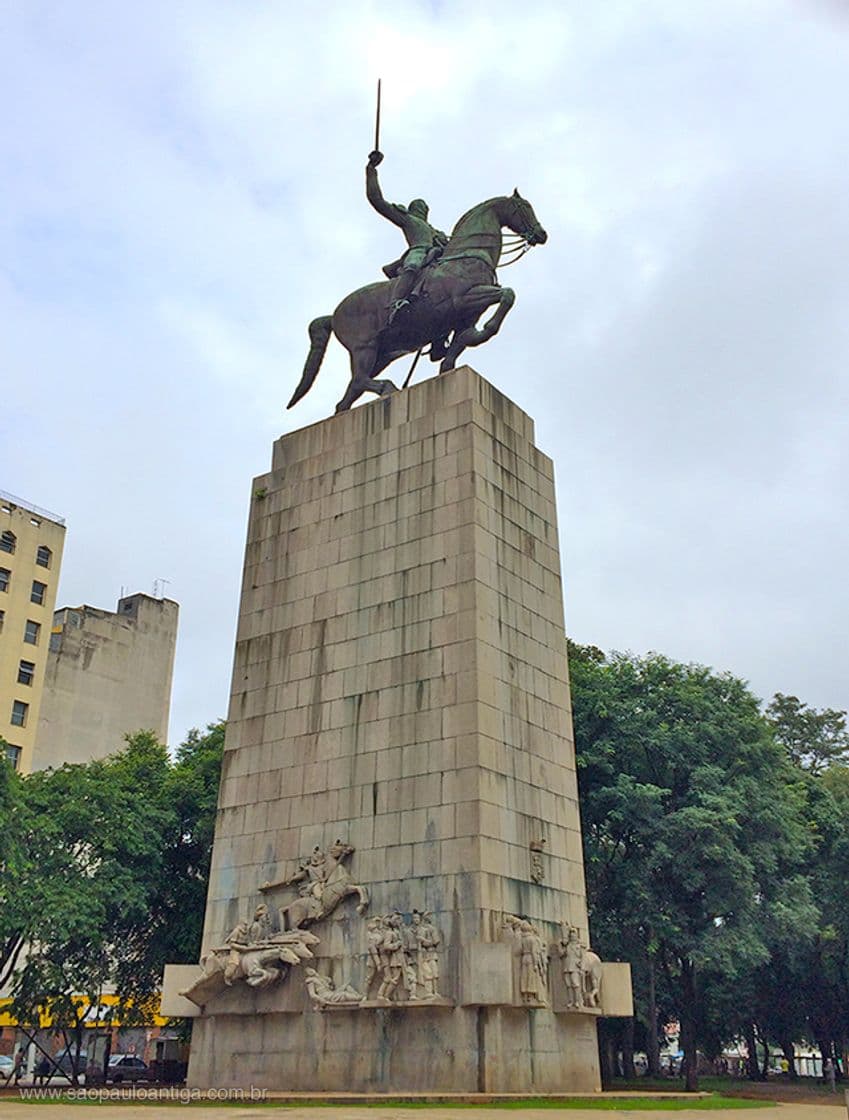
(32, 593, 179, 770)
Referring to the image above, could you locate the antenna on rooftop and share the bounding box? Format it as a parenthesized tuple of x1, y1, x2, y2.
(153, 577, 171, 599)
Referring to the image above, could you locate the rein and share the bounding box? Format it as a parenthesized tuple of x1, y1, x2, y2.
(431, 197, 538, 279)
(434, 248, 498, 282)
(497, 196, 537, 267)
(499, 239, 531, 267)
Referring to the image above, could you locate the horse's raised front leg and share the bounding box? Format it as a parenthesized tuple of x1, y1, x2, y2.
(335, 344, 399, 413)
(428, 334, 451, 363)
(354, 884, 369, 915)
(440, 286, 515, 373)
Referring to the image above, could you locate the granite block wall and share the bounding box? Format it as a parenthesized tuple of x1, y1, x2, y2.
(187, 368, 600, 1092)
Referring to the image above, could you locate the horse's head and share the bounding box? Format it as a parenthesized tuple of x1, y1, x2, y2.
(502, 189, 547, 245)
(328, 838, 354, 863)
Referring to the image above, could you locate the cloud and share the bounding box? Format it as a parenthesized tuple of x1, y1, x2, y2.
(2, 0, 847, 746)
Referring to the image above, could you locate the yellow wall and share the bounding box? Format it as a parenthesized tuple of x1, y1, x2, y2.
(0, 493, 66, 773)
(0, 992, 167, 1029)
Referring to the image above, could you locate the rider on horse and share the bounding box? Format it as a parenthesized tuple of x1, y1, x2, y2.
(288, 174, 547, 414)
(288, 846, 331, 901)
(366, 150, 448, 324)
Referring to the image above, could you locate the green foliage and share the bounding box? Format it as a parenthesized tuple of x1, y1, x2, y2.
(766, 693, 849, 773)
(799, 765, 849, 1056)
(569, 644, 815, 1088)
(0, 723, 224, 1050)
(709, 763, 849, 1076)
(0, 739, 26, 989)
(115, 722, 226, 1003)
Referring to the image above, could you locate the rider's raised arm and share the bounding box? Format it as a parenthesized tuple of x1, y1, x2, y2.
(366, 153, 405, 227)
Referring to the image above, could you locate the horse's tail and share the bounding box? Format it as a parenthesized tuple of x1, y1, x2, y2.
(287, 315, 333, 409)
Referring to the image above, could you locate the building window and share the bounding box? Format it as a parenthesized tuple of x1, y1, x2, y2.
(31, 580, 46, 605)
(23, 619, 41, 645)
(0, 608, 4, 632)
(36, 545, 52, 568)
(4, 743, 21, 770)
(0, 530, 15, 554)
(0, 568, 9, 593)
(18, 660, 35, 686)
(10, 700, 28, 727)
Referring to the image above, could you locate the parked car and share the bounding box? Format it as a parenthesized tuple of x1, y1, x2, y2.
(105, 1055, 151, 1084)
(0, 1054, 15, 1082)
(56, 1052, 88, 1077)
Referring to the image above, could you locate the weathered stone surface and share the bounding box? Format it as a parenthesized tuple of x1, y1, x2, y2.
(160, 966, 202, 1018)
(187, 368, 607, 1092)
(460, 942, 513, 1005)
(600, 962, 634, 1018)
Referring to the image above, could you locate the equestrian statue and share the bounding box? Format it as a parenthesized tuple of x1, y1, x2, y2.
(259, 840, 369, 930)
(287, 107, 547, 415)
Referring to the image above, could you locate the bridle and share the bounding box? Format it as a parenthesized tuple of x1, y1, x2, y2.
(498, 195, 539, 268)
(428, 195, 541, 275)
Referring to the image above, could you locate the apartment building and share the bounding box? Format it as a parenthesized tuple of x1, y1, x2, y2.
(32, 593, 179, 770)
(0, 491, 66, 772)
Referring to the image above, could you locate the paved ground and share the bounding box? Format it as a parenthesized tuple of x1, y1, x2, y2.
(0, 1099, 844, 1119)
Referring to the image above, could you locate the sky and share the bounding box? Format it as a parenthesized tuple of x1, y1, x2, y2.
(1, 0, 847, 747)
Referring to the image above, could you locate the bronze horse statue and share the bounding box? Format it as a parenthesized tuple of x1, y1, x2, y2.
(287, 191, 547, 414)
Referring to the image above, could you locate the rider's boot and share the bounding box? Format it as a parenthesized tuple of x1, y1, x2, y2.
(386, 268, 418, 326)
(387, 297, 412, 325)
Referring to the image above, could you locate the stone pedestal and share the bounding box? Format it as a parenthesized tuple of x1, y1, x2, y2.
(186, 367, 608, 1092)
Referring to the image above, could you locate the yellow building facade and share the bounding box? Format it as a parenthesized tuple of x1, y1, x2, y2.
(0, 491, 66, 773)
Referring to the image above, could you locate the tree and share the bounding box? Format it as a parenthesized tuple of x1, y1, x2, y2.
(112, 722, 225, 1004)
(6, 732, 175, 1080)
(0, 741, 26, 988)
(800, 765, 849, 1077)
(766, 693, 849, 773)
(569, 645, 814, 1091)
(0, 723, 224, 1080)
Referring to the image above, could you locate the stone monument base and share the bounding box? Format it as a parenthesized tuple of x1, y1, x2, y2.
(188, 1006, 600, 1093)
(181, 369, 632, 1093)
